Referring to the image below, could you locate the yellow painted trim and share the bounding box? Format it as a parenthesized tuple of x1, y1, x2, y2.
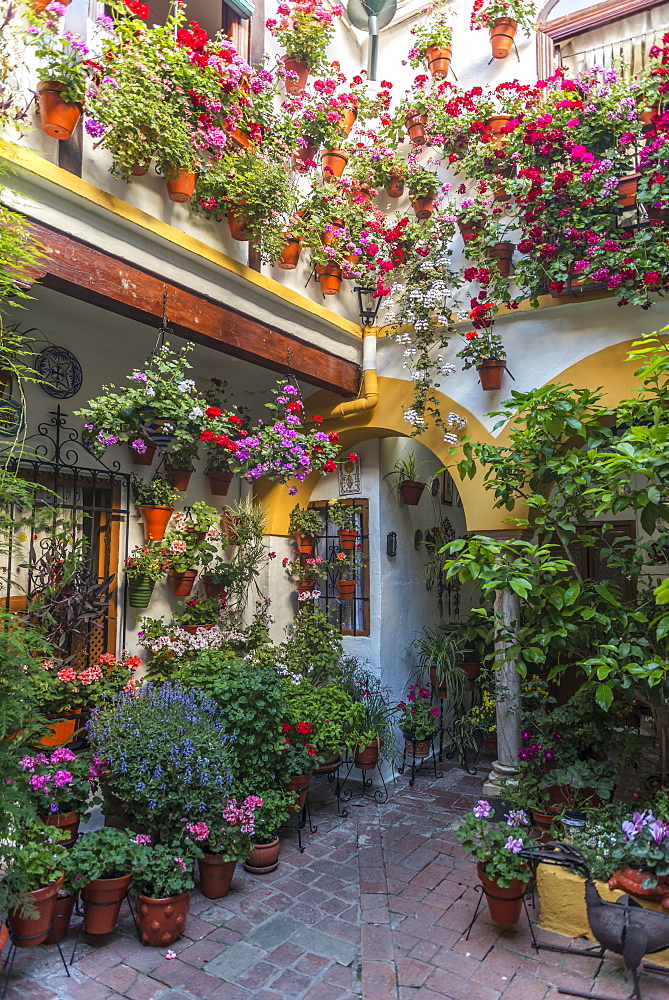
(0, 139, 363, 339)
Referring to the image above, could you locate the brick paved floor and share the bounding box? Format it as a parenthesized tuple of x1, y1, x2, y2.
(7, 760, 669, 1000)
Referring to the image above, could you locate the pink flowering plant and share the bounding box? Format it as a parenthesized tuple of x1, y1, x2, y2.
(283, 554, 325, 586)
(124, 542, 172, 583)
(266, 0, 345, 77)
(407, 3, 453, 71)
(469, 0, 536, 35)
(395, 685, 440, 740)
(457, 799, 535, 885)
(132, 841, 201, 898)
(19, 747, 102, 819)
(611, 807, 669, 881)
(183, 794, 263, 861)
(26, 1, 96, 104)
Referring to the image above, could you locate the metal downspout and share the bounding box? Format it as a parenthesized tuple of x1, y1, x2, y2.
(330, 327, 379, 418)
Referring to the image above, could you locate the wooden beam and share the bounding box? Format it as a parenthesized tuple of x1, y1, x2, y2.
(24, 221, 360, 397)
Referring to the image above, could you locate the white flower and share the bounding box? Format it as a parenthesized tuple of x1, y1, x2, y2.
(189, 406, 203, 419)
(145, 386, 156, 398)
(177, 379, 195, 392)
(443, 432, 458, 445)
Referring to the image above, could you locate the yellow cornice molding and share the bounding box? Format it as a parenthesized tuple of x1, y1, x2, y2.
(0, 139, 363, 339)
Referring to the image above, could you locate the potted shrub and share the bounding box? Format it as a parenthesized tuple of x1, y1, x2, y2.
(26, 4, 91, 139)
(395, 685, 440, 758)
(327, 500, 360, 549)
(124, 543, 171, 609)
(131, 474, 178, 542)
(457, 800, 534, 925)
(19, 746, 101, 847)
(6, 823, 68, 946)
(409, 625, 467, 703)
(470, 0, 537, 59)
(185, 795, 262, 899)
(408, 2, 453, 79)
(288, 504, 324, 554)
(383, 454, 427, 506)
(66, 828, 142, 935)
(266, 0, 343, 92)
(173, 595, 223, 634)
(132, 841, 199, 946)
(456, 309, 507, 390)
(244, 790, 292, 874)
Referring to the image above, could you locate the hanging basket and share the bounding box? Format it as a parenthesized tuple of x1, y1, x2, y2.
(320, 149, 348, 179)
(405, 110, 428, 145)
(165, 169, 197, 204)
(140, 418, 177, 452)
(426, 44, 452, 79)
(131, 161, 150, 176)
(128, 574, 155, 609)
(283, 55, 309, 94)
(399, 480, 425, 505)
(476, 360, 507, 391)
(489, 18, 517, 59)
(36, 82, 81, 140)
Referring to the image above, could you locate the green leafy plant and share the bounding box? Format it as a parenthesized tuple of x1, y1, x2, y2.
(26, 4, 93, 104)
(266, 0, 344, 75)
(131, 474, 177, 508)
(283, 680, 365, 755)
(174, 595, 223, 626)
(383, 454, 427, 489)
(288, 505, 324, 537)
(409, 625, 467, 704)
(6, 822, 68, 893)
(279, 606, 343, 683)
(247, 788, 292, 843)
(64, 827, 144, 885)
(124, 542, 171, 582)
(408, 2, 453, 69)
(326, 501, 360, 531)
(132, 841, 200, 898)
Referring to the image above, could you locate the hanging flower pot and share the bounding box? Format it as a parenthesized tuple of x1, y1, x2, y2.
(490, 242, 515, 277)
(36, 82, 81, 140)
(462, 661, 480, 691)
(128, 574, 155, 609)
(339, 107, 357, 137)
(386, 174, 405, 198)
(165, 169, 197, 204)
(198, 855, 236, 900)
(81, 873, 133, 935)
(494, 165, 515, 202)
(404, 735, 432, 758)
(476, 360, 506, 391)
(221, 510, 241, 541)
(42, 810, 80, 848)
(168, 569, 197, 597)
(344, 253, 360, 278)
(336, 578, 356, 601)
(131, 161, 150, 176)
(45, 892, 77, 944)
(130, 439, 156, 466)
(202, 577, 227, 599)
(138, 504, 174, 542)
(409, 191, 435, 220)
(291, 138, 318, 173)
(617, 172, 640, 207)
(181, 623, 216, 635)
(320, 149, 348, 179)
(337, 528, 358, 550)
(316, 264, 342, 296)
(399, 480, 425, 505)
(8, 874, 64, 946)
(358, 183, 374, 203)
(639, 102, 660, 126)
(485, 114, 512, 148)
(277, 237, 301, 270)
(282, 55, 309, 94)
(489, 18, 517, 59)
(207, 468, 233, 496)
(295, 533, 315, 555)
(244, 836, 280, 874)
(296, 581, 317, 597)
(141, 417, 177, 452)
(405, 110, 428, 145)
(137, 890, 190, 947)
(458, 220, 482, 242)
(168, 467, 193, 492)
(354, 738, 383, 769)
(477, 862, 528, 926)
(228, 207, 251, 241)
(285, 772, 312, 812)
(425, 44, 452, 79)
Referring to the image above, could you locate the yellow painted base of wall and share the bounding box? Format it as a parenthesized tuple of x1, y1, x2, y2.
(537, 864, 669, 967)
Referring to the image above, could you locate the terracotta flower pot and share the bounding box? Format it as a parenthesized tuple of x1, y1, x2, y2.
(337, 528, 358, 550)
(81, 873, 133, 934)
(477, 862, 528, 925)
(315, 753, 343, 774)
(29, 0, 70, 9)
(336, 579, 356, 601)
(128, 574, 155, 609)
(490, 241, 515, 277)
(339, 107, 357, 137)
(404, 736, 432, 758)
(43, 810, 80, 847)
(40, 710, 82, 748)
(244, 836, 280, 874)
(609, 865, 669, 906)
(316, 264, 342, 296)
(0, 923, 7, 955)
(207, 469, 233, 496)
(458, 221, 481, 241)
(386, 175, 405, 198)
(283, 55, 309, 94)
(295, 533, 315, 555)
(409, 192, 435, 220)
(486, 113, 512, 149)
(169, 467, 192, 492)
(138, 504, 174, 542)
(531, 808, 558, 842)
(181, 623, 216, 635)
(277, 237, 301, 269)
(639, 102, 660, 125)
(476, 360, 507, 391)
(8, 875, 63, 947)
(461, 661, 480, 691)
(321, 149, 348, 179)
(197, 855, 236, 900)
(426, 44, 452, 79)
(45, 892, 77, 944)
(489, 17, 517, 59)
(399, 480, 425, 505)
(285, 772, 312, 813)
(297, 581, 317, 596)
(36, 82, 81, 140)
(548, 784, 602, 809)
(405, 111, 428, 145)
(647, 205, 669, 223)
(292, 139, 318, 172)
(168, 569, 197, 597)
(165, 170, 197, 204)
(137, 890, 190, 947)
(483, 734, 498, 755)
(130, 439, 156, 466)
(429, 667, 448, 699)
(354, 739, 383, 769)
(617, 172, 640, 207)
(202, 577, 227, 599)
(130, 161, 150, 176)
(228, 207, 251, 241)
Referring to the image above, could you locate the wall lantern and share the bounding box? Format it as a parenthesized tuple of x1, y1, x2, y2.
(386, 531, 397, 557)
(354, 286, 382, 327)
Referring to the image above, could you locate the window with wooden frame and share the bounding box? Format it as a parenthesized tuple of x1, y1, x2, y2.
(537, 0, 669, 79)
(308, 498, 370, 637)
(137, 0, 265, 63)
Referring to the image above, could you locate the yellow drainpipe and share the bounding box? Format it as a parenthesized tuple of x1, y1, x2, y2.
(330, 326, 379, 417)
